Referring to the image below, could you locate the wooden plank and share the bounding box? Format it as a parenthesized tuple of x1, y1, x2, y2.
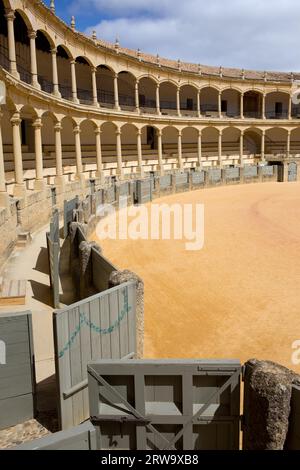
(108, 288, 121, 359)
(68, 306, 84, 426)
(119, 286, 129, 359)
(0, 311, 34, 429)
(0, 280, 26, 305)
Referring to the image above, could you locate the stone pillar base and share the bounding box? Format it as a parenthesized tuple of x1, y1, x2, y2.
(136, 167, 145, 179)
(13, 183, 27, 198)
(54, 175, 66, 191)
(116, 169, 124, 181)
(34, 179, 47, 191)
(72, 97, 80, 104)
(53, 90, 62, 99)
(0, 192, 10, 209)
(156, 164, 165, 176)
(95, 170, 105, 184)
(32, 80, 41, 90)
(76, 173, 86, 188)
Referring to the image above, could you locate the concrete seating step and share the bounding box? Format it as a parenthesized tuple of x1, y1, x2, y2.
(0, 279, 27, 306)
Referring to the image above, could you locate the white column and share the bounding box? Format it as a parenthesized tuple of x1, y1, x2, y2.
(287, 130, 291, 158)
(288, 95, 292, 120)
(177, 87, 181, 117)
(177, 130, 183, 169)
(0, 113, 9, 207)
(218, 91, 222, 118)
(137, 129, 144, 176)
(240, 93, 244, 119)
(240, 131, 244, 166)
(262, 94, 266, 119)
(197, 130, 202, 168)
(91, 67, 99, 107)
(116, 129, 123, 178)
(135, 80, 140, 114)
(11, 113, 26, 197)
(54, 122, 64, 187)
(114, 73, 120, 110)
(28, 31, 40, 89)
(261, 130, 265, 161)
(218, 129, 223, 166)
(157, 129, 164, 175)
(156, 83, 161, 115)
(5, 10, 19, 78)
(73, 125, 84, 181)
(51, 48, 61, 97)
(70, 60, 79, 103)
(95, 127, 104, 180)
(197, 89, 201, 118)
(33, 118, 45, 190)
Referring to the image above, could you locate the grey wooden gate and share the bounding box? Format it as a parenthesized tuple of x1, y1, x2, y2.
(136, 179, 152, 204)
(174, 172, 189, 192)
(288, 162, 297, 182)
(47, 209, 60, 309)
(13, 421, 97, 450)
(53, 281, 137, 430)
(0, 311, 35, 430)
(88, 359, 241, 450)
(63, 196, 79, 238)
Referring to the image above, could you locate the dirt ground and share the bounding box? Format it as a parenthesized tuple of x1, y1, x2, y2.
(94, 182, 300, 371)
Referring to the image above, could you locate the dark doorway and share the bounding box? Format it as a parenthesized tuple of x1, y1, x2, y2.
(186, 98, 193, 111)
(275, 102, 283, 117)
(147, 126, 155, 149)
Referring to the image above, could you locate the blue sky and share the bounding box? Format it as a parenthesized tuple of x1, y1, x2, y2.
(51, 0, 300, 71)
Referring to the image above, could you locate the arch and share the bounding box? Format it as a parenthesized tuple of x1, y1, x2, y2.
(14, 9, 33, 32)
(19, 104, 38, 119)
(118, 70, 137, 80)
(14, 10, 31, 84)
(159, 78, 179, 88)
(220, 88, 241, 117)
(97, 64, 116, 74)
(244, 90, 263, 118)
(118, 71, 135, 110)
(200, 87, 219, 116)
(243, 127, 263, 155)
(75, 55, 94, 67)
(265, 127, 288, 156)
(201, 127, 220, 159)
(139, 77, 157, 113)
(36, 30, 54, 93)
(290, 127, 300, 155)
(36, 29, 55, 50)
(222, 127, 241, 156)
(121, 123, 139, 162)
(75, 56, 93, 104)
(57, 44, 73, 59)
(265, 91, 290, 119)
(180, 84, 198, 115)
(160, 81, 177, 114)
(138, 74, 158, 84)
(96, 65, 115, 108)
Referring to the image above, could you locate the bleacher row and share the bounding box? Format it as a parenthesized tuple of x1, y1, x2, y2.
(2, 139, 298, 185)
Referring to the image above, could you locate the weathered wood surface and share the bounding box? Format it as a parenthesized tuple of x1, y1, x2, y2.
(0, 311, 35, 430)
(12, 421, 96, 450)
(88, 359, 241, 450)
(53, 281, 137, 430)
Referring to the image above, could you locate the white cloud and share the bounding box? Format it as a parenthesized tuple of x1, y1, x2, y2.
(71, 0, 300, 71)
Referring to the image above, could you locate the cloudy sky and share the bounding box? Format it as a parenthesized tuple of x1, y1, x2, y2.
(53, 0, 299, 71)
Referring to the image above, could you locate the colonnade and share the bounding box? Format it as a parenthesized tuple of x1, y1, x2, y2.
(0, 106, 297, 204)
(2, 9, 295, 119)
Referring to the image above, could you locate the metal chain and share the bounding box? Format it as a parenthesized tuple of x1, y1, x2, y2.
(58, 289, 131, 358)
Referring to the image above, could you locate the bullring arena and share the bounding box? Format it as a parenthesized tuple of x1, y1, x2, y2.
(0, 0, 299, 451)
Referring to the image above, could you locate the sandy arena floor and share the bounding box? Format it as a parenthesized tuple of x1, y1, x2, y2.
(94, 182, 300, 371)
